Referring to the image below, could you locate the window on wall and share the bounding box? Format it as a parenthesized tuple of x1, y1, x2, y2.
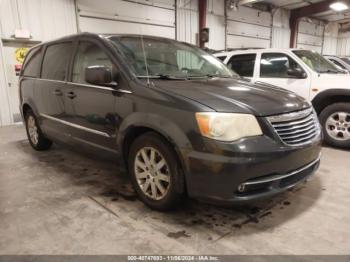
(72, 41, 115, 84)
(22, 46, 42, 78)
(228, 54, 256, 77)
(260, 53, 304, 78)
(41, 42, 72, 81)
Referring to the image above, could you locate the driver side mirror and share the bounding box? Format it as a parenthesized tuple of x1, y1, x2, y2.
(287, 68, 307, 79)
(85, 65, 118, 88)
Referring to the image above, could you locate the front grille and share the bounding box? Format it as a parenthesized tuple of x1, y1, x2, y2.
(267, 108, 320, 146)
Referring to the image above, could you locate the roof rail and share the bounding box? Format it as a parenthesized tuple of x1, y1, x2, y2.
(216, 47, 264, 53)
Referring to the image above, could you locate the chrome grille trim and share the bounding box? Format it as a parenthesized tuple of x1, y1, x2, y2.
(267, 108, 320, 146)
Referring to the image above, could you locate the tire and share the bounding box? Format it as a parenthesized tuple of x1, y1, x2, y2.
(128, 132, 185, 210)
(319, 103, 350, 148)
(24, 109, 53, 151)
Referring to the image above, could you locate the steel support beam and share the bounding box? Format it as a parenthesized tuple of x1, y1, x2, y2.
(289, 0, 350, 47)
(198, 0, 207, 48)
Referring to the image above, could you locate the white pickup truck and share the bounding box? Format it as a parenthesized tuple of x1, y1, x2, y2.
(214, 48, 350, 148)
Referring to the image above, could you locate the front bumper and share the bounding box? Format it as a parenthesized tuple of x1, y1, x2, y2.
(181, 134, 322, 204)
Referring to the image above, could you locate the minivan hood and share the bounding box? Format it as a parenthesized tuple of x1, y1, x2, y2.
(153, 78, 310, 116)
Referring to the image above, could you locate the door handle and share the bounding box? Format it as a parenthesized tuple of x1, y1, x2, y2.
(53, 89, 63, 96)
(66, 91, 77, 99)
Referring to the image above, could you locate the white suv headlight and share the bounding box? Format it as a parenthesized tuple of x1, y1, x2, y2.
(195, 112, 263, 142)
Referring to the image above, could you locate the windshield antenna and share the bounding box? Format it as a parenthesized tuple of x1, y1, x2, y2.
(140, 31, 150, 87)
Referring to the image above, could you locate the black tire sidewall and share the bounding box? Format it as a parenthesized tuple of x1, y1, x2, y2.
(128, 132, 184, 210)
(319, 103, 350, 148)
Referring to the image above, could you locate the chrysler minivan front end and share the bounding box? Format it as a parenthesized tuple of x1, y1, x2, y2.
(20, 33, 322, 210)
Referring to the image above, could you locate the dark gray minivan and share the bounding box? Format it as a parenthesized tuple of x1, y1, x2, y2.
(19, 33, 322, 210)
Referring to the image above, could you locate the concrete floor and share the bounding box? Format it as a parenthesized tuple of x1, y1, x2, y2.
(0, 125, 349, 255)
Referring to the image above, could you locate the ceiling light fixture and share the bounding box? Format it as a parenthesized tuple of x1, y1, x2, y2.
(330, 2, 349, 12)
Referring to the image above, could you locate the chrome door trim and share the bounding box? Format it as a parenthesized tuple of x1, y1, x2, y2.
(68, 82, 132, 93)
(40, 113, 111, 138)
(68, 82, 115, 92)
(39, 78, 67, 84)
(23, 77, 133, 94)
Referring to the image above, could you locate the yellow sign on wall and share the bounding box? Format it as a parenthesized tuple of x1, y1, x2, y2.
(15, 47, 29, 64)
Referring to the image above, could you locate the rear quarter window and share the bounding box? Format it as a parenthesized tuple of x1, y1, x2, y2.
(228, 54, 256, 77)
(22, 46, 43, 78)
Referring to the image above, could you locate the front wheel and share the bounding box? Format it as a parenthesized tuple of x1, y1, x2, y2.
(128, 132, 185, 210)
(319, 103, 350, 148)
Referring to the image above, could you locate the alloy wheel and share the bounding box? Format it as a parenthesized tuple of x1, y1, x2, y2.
(134, 147, 171, 200)
(27, 115, 39, 145)
(325, 112, 350, 141)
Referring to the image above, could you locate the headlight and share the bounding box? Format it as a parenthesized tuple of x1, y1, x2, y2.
(195, 112, 263, 141)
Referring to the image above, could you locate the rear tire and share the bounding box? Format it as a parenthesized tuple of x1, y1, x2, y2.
(25, 109, 53, 151)
(128, 132, 185, 211)
(319, 103, 350, 148)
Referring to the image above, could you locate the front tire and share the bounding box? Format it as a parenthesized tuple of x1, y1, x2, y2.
(25, 109, 53, 151)
(128, 132, 185, 210)
(319, 103, 350, 148)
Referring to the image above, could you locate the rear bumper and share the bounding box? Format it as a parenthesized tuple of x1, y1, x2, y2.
(181, 135, 322, 204)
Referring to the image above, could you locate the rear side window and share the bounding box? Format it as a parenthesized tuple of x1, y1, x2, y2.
(22, 46, 42, 78)
(227, 54, 256, 77)
(41, 42, 72, 81)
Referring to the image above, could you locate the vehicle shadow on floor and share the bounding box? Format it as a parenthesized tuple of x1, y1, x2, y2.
(15, 139, 323, 240)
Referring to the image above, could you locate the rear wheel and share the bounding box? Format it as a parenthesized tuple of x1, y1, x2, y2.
(319, 103, 350, 148)
(25, 109, 52, 151)
(128, 132, 185, 210)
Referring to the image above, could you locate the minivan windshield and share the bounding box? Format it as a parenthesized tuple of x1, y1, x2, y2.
(293, 50, 343, 74)
(109, 36, 235, 79)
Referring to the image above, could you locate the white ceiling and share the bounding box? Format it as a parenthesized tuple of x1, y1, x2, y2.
(262, 0, 324, 10)
(260, 0, 350, 22)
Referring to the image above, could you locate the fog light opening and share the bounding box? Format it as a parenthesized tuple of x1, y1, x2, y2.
(237, 184, 246, 193)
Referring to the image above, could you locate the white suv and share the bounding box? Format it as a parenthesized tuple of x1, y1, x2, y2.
(215, 48, 350, 148)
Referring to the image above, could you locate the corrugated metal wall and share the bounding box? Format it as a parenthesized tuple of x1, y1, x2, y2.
(176, 0, 225, 50)
(0, 0, 77, 126)
(323, 23, 339, 55)
(337, 32, 350, 56)
(0, 0, 77, 41)
(176, 0, 198, 45)
(271, 8, 290, 49)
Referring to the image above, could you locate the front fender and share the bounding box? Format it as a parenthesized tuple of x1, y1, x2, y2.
(117, 112, 192, 151)
(312, 89, 350, 114)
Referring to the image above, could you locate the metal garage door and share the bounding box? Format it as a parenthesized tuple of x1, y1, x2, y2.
(226, 6, 272, 49)
(77, 0, 176, 39)
(297, 20, 324, 53)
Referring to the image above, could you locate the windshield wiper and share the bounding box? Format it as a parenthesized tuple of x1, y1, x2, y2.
(137, 74, 186, 80)
(187, 74, 233, 79)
